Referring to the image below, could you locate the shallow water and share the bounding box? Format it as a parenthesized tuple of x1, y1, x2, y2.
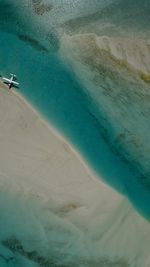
(0, 29, 134, 193)
(1, 28, 150, 218)
(0, 1, 150, 266)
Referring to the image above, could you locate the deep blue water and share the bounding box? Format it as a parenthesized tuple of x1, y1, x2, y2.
(1, 29, 150, 221)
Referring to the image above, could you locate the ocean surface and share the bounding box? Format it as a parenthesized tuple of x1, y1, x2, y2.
(0, 0, 150, 266)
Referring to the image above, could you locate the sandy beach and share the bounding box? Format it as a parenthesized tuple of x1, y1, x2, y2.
(0, 80, 104, 203)
(0, 81, 150, 266)
(0, 1, 150, 265)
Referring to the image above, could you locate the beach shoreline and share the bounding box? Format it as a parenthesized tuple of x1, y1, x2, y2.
(0, 82, 118, 205)
(0, 80, 102, 187)
(1, 80, 150, 267)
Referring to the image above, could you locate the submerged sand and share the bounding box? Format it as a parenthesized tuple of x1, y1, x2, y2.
(0, 81, 150, 266)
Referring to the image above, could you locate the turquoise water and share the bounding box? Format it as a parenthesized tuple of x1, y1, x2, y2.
(0, 1, 150, 267)
(1, 29, 150, 219)
(0, 5, 150, 264)
(0, 30, 129, 192)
